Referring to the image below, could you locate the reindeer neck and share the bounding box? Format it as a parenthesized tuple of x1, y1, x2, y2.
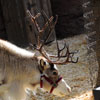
(0, 39, 35, 58)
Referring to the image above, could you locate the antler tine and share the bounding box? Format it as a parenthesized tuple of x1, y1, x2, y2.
(28, 10, 56, 49)
(27, 10, 52, 49)
(56, 40, 67, 57)
(40, 16, 54, 49)
(40, 11, 58, 48)
(27, 10, 41, 33)
(48, 41, 79, 65)
(49, 40, 66, 59)
(49, 40, 68, 58)
(41, 10, 54, 32)
(69, 52, 79, 63)
(27, 10, 42, 47)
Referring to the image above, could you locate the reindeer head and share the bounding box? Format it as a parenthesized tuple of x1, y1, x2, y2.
(27, 10, 78, 97)
(35, 56, 71, 97)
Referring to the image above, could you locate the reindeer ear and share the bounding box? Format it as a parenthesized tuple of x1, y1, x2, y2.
(40, 59, 49, 70)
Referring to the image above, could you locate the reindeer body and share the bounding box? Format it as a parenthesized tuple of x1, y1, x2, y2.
(0, 39, 41, 100)
(0, 39, 71, 100)
(0, 39, 39, 84)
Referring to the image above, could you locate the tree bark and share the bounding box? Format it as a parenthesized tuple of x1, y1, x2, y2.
(0, 0, 30, 47)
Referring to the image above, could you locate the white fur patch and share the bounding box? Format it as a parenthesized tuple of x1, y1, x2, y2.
(54, 64, 58, 70)
(0, 39, 35, 58)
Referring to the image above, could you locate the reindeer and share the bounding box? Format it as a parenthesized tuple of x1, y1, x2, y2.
(0, 11, 78, 100)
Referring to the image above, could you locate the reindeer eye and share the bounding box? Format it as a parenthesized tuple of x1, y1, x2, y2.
(40, 59, 46, 66)
(43, 61, 46, 66)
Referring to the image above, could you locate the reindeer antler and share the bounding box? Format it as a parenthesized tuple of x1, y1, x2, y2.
(27, 10, 78, 65)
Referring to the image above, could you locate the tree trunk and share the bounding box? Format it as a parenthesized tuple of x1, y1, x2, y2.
(0, 0, 54, 47)
(0, 0, 30, 47)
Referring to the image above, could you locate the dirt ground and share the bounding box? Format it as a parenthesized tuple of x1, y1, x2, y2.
(27, 34, 99, 100)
